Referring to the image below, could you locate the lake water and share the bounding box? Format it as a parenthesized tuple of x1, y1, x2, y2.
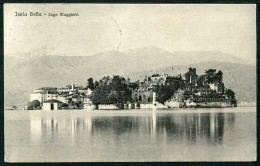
(5, 107, 256, 162)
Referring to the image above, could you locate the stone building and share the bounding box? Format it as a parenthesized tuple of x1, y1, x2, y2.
(30, 87, 58, 103)
(42, 99, 62, 111)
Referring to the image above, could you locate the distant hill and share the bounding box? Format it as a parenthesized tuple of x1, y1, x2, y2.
(123, 46, 252, 66)
(4, 46, 256, 107)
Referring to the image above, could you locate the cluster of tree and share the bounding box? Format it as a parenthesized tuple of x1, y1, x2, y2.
(197, 69, 223, 86)
(86, 68, 236, 106)
(155, 68, 236, 105)
(155, 77, 181, 104)
(67, 100, 83, 109)
(226, 89, 236, 100)
(90, 76, 132, 107)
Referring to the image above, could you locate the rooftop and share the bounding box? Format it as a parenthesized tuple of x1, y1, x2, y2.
(43, 99, 63, 103)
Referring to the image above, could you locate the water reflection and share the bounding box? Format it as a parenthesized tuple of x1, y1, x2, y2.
(30, 111, 235, 145)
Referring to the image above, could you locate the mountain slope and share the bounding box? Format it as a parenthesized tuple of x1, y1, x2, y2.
(4, 46, 256, 107)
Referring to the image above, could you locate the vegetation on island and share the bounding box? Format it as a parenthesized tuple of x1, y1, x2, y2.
(27, 100, 41, 110)
(90, 76, 132, 108)
(154, 77, 181, 104)
(87, 77, 95, 90)
(26, 67, 237, 110)
(87, 67, 236, 108)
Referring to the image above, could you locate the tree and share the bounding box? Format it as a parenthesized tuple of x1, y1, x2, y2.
(204, 69, 223, 85)
(61, 103, 69, 108)
(155, 76, 181, 105)
(174, 90, 185, 102)
(205, 69, 216, 83)
(127, 82, 139, 91)
(75, 101, 81, 109)
(226, 89, 235, 100)
(27, 100, 40, 109)
(94, 81, 99, 88)
(197, 75, 206, 87)
(226, 88, 237, 106)
(90, 75, 132, 106)
(155, 85, 176, 104)
(87, 77, 95, 90)
(216, 70, 223, 82)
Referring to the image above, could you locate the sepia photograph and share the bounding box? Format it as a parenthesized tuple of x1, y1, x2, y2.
(4, 4, 256, 162)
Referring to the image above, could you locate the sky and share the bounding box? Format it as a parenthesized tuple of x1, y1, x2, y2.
(4, 4, 256, 62)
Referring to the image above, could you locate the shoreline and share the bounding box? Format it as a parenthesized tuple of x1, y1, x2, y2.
(4, 106, 256, 113)
(4, 104, 256, 111)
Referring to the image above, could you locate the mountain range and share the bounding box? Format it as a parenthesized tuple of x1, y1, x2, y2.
(4, 46, 256, 107)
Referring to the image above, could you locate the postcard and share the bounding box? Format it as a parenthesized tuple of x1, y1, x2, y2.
(4, 4, 256, 162)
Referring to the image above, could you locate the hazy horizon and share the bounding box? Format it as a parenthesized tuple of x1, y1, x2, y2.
(4, 45, 254, 65)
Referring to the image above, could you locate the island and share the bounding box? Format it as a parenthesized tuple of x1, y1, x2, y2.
(26, 67, 237, 110)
